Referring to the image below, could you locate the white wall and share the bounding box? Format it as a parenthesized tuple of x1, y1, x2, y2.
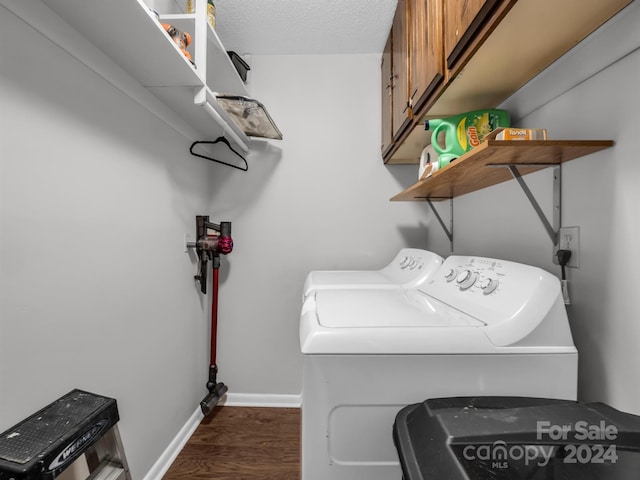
(425, 3, 640, 413)
(0, 7, 216, 479)
(0, 6, 431, 478)
(2, 0, 639, 477)
(205, 53, 430, 396)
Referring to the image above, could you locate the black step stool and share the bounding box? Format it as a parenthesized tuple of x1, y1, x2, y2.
(0, 389, 131, 480)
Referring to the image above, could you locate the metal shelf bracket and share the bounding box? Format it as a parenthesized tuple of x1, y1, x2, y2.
(422, 163, 561, 251)
(488, 163, 561, 245)
(426, 198, 454, 252)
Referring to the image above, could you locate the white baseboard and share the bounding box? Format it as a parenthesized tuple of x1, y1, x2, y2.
(142, 407, 203, 480)
(221, 392, 302, 408)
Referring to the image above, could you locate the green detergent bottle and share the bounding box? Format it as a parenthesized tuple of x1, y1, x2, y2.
(425, 109, 510, 167)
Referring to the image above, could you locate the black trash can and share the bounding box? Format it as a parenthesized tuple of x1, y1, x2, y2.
(393, 396, 640, 480)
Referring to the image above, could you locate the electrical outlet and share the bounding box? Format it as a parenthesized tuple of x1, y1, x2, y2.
(554, 226, 580, 268)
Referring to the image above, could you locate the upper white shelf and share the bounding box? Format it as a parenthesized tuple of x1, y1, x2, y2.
(40, 0, 250, 149)
(41, 0, 201, 87)
(159, 12, 249, 95)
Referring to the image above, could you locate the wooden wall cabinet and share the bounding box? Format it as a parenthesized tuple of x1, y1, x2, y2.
(391, 0, 412, 142)
(382, 0, 507, 163)
(444, 0, 501, 69)
(409, 0, 444, 115)
(382, 0, 445, 158)
(382, 0, 632, 164)
(381, 36, 394, 156)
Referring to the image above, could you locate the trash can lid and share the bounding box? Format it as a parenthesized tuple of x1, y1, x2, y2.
(393, 396, 640, 480)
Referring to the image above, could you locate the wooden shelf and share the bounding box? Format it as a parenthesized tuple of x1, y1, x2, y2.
(391, 140, 614, 201)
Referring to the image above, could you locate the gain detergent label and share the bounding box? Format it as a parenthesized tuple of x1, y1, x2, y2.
(456, 111, 501, 152)
(427, 109, 510, 166)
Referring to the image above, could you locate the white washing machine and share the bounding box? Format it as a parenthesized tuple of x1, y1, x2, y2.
(302, 248, 443, 302)
(299, 255, 578, 480)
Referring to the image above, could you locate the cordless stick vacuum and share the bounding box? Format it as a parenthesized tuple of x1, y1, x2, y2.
(191, 215, 233, 416)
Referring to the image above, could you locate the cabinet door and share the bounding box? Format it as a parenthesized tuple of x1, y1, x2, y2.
(381, 35, 394, 156)
(392, 0, 412, 141)
(444, 0, 500, 69)
(409, 0, 444, 114)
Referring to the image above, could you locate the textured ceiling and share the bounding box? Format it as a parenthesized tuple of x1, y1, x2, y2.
(214, 0, 398, 55)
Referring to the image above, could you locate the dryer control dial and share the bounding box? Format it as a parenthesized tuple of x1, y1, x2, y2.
(444, 268, 457, 282)
(456, 270, 477, 290)
(479, 277, 499, 294)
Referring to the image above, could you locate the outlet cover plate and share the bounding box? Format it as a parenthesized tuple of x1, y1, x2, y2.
(554, 226, 580, 268)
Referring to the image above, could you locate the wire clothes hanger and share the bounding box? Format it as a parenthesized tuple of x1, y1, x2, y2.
(189, 136, 248, 171)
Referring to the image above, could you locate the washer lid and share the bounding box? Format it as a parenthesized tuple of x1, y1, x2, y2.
(315, 289, 484, 328)
(300, 287, 576, 354)
(300, 290, 500, 354)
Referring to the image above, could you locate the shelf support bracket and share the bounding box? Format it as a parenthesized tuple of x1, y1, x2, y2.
(426, 198, 454, 252)
(502, 164, 561, 245)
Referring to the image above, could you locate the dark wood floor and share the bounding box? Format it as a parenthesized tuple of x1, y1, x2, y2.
(162, 406, 301, 480)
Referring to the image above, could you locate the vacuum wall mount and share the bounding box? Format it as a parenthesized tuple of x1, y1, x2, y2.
(188, 215, 234, 294)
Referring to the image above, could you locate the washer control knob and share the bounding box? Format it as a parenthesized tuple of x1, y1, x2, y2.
(456, 270, 477, 290)
(480, 277, 499, 294)
(444, 268, 457, 282)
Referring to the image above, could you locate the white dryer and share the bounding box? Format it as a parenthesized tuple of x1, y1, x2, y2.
(299, 255, 578, 480)
(302, 248, 443, 302)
